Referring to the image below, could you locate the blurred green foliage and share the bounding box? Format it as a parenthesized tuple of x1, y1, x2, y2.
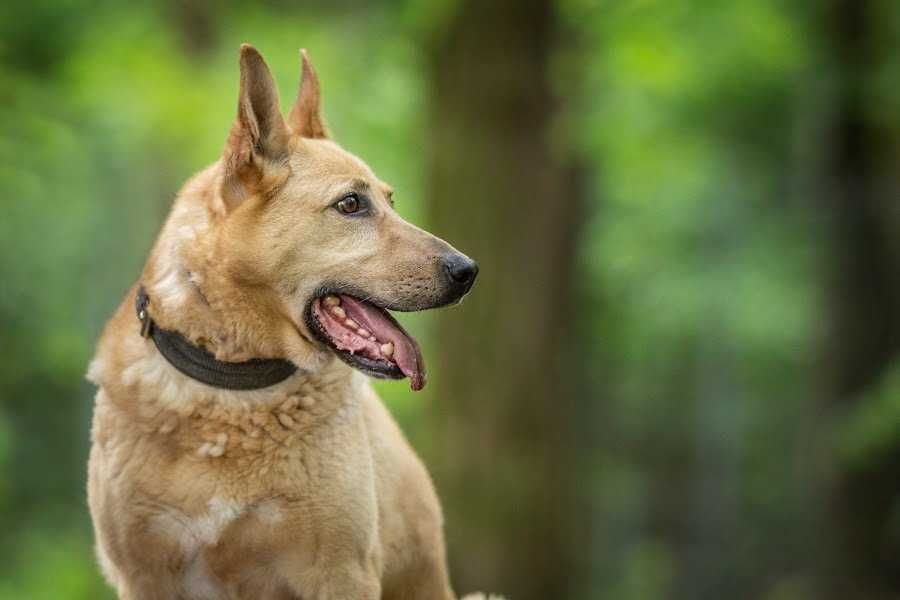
(0, 3, 430, 597)
(0, 1, 897, 599)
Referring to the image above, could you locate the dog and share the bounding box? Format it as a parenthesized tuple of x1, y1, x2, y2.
(87, 44, 488, 600)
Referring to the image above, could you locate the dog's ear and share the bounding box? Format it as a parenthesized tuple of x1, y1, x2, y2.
(221, 44, 290, 208)
(287, 49, 328, 139)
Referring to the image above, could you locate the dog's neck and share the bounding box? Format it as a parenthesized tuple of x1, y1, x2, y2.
(138, 164, 322, 373)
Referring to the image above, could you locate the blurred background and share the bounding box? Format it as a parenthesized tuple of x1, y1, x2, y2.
(1, 0, 899, 598)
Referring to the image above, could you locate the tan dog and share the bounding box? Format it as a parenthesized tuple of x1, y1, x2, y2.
(87, 45, 486, 600)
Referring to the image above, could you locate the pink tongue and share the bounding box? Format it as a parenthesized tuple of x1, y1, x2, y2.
(339, 296, 426, 391)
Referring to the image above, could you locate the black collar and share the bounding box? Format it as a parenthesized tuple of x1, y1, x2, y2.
(135, 286, 298, 390)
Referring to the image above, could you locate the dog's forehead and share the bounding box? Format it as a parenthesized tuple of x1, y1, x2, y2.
(290, 138, 389, 192)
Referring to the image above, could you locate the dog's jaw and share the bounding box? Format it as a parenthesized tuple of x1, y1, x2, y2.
(307, 294, 426, 391)
(137, 167, 324, 373)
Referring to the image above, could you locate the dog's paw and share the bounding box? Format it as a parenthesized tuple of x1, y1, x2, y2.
(460, 594, 506, 600)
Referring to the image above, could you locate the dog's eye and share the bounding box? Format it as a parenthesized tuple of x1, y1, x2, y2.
(335, 193, 365, 215)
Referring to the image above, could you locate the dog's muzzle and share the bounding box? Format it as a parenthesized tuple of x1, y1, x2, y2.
(440, 253, 479, 303)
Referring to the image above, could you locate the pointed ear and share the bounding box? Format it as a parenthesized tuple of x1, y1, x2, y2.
(288, 49, 328, 139)
(222, 44, 290, 207)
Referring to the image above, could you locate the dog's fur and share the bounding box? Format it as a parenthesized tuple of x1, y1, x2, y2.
(87, 45, 483, 600)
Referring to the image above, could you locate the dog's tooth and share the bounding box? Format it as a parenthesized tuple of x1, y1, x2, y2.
(323, 295, 340, 307)
(357, 328, 370, 338)
(331, 306, 346, 319)
(344, 318, 359, 329)
(368, 336, 377, 342)
(380, 342, 394, 358)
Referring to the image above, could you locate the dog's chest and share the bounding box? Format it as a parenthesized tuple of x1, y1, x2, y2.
(152, 496, 287, 597)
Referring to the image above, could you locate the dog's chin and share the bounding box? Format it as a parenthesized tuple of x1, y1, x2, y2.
(303, 288, 428, 391)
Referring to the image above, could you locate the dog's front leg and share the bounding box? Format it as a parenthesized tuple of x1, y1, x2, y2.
(280, 552, 382, 600)
(272, 396, 383, 599)
(114, 575, 181, 600)
(273, 499, 383, 600)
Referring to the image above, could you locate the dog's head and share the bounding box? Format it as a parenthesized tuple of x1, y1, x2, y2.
(207, 45, 476, 390)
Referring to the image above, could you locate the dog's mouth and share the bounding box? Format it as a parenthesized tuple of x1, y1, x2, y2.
(307, 294, 426, 391)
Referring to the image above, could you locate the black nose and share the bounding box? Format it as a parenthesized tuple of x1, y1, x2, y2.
(442, 254, 479, 289)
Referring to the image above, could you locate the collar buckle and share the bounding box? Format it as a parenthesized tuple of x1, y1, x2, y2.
(139, 309, 152, 338)
(136, 286, 152, 338)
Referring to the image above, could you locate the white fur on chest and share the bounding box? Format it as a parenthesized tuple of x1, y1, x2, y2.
(151, 496, 284, 598)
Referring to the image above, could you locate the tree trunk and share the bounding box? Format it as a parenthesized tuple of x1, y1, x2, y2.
(425, 1, 587, 598)
(819, 0, 900, 597)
